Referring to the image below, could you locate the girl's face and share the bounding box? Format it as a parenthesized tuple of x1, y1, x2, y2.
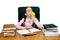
(25, 7, 32, 17)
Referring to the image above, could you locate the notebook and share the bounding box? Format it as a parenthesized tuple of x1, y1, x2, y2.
(17, 28, 41, 34)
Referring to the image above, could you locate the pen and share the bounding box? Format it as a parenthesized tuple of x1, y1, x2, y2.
(28, 29, 31, 32)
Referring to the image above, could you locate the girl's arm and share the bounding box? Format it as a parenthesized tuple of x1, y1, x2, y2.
(16, 18, 25, 30)
(32, 17, 43, 30)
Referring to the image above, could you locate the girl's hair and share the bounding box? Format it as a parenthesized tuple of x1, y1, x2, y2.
(23, 7, 27, 21)
(23, 7, 32, 21)
(23, 7, 35, 27)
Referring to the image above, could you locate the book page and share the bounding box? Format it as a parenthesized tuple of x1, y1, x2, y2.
(17, 29, 30, 34)
(29, 28, 41, 32)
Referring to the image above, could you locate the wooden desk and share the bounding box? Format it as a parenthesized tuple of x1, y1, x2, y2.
(0, 31, 60, 40)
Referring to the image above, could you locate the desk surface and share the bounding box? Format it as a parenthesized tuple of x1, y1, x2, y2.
(0, 31, 60, 40)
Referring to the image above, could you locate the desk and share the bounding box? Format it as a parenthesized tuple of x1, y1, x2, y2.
(0, 31, 60, 40)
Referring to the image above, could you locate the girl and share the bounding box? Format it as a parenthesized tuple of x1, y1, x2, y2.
(16, 7, 42, 30)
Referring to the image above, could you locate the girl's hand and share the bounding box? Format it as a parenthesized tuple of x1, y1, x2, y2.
(25, 26, 33, 29)
(38, 27, 43, 30)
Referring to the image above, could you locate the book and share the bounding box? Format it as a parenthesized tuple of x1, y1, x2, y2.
(17, 28, 41, 35)
(43, 24, 57, 29)
(3, 28, 16, 30)
(45, 29, 58, 32)
(2, 30, 15, 33)
(3, 32, 15, 36)
(47, 28, 57, 30)
(44, 31, 59, 36)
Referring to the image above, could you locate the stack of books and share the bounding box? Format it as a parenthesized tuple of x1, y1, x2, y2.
(43, 24, 59, 36)
(2, 24, 16, 36)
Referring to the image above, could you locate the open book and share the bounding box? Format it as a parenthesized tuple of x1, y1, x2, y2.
(17, 28, 41, 34)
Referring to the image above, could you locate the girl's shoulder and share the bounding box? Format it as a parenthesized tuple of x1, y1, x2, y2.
(19, 18, 25, 22)
(21, 18, 25, 20)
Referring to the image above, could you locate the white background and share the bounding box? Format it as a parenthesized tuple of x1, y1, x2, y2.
(0, 0, 60, 33)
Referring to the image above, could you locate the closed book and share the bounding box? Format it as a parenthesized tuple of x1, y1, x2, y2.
(44, 31, 59, 36)
(3, 28, 16, 30)
(3, 32, 15, 36)
(2, 30, 15, 33)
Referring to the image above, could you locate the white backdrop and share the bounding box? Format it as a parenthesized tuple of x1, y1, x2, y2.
(0, 0, 60, 33)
